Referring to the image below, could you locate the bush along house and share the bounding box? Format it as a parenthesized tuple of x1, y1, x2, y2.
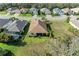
(28, 19, 48, 36)
(0, 17, 27, 39)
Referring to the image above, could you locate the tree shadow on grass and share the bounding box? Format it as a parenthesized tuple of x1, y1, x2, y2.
(46, 22, 54, 38)
(5, 40, 27, 47)
(21, 22, 30, 39)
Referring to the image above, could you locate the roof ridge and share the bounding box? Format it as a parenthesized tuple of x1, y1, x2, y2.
(38, 20, 48, 32)
(28, 19, 48, 33)
(6, 20, 17, 29)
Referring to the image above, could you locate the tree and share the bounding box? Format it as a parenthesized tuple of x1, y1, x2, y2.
(0, 47, 9, 56)
(0, 47, 14, 56)
(9, 17, 19, 21)
(0, 33, 11, 43)
(66, 17, 70, 23)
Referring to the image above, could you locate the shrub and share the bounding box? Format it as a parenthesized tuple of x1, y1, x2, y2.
(0, 47, 14, 56)
(0, 33, 11, 43)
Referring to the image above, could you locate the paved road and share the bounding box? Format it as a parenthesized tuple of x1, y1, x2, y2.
(46, 15, 68, 21)
(0, 15, 76, 21)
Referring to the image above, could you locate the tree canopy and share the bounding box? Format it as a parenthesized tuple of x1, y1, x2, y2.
(0, 3, 79, 11)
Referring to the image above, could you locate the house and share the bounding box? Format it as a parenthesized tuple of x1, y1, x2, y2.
(13, 9, 21, 14)
(69, 15, 79, 30)
(28, 19, 48, 36)
(5, 20, 27, 39)
(30, 8, 38, 15)
(7, 8, 16, 14)
(53, 8, 64, 16)
(62, 8, 70, 14)
(62, 8, 73, 15)
(7, 8, 21, 15)
(20, 8, 28, 14)
(71, 8, 79, 14)
(7, 8, 16, 12)
(0, 17, 27, 39)
(40, 8, 51, 15)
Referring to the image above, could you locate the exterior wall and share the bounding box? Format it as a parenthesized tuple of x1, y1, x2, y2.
(28, 33, 36, 36)
(28, 32, 48, 36)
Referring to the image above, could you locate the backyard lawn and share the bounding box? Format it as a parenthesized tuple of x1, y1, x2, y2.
(0, 19, 79, 56)
(51, 20, 75, 38)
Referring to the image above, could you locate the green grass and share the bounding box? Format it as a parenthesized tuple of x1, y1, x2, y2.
(19, 14, 32, 16)
(51, 20, 74, 38)
(0, 36, 49, 55)
(0, 43, 18, 55)
(0, 11, 7, 15)
(24, 36, 48, 43)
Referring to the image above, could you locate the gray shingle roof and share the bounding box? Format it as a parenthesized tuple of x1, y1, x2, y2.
(0, 19, 9, 28)
(7, 8, 16, 11)
(40, 8, 51, 15)
(6, 20, 27, 33)
(53, 8, 64, 15)
(7, 8, 21, 14)
(30, 8, 38, 15)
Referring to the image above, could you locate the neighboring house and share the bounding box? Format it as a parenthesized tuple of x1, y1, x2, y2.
(71, 8, 79, 14)
(7, 8, 16, 14)
(53, 8, 64, 16)
(0, 18, 27, 39)
(28, 19, 48, 36)
(7, 8, 21, 15)
(69, 15, 79, 30)
(40, 8, 51, 15)
(13, 9, 21, 14)
(7, 8, 16, 12)
(20, 8, 28, 14)
(62, 8, 73, 15)
(62, 8, 70, 14)
(30, 8, 38, 15)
